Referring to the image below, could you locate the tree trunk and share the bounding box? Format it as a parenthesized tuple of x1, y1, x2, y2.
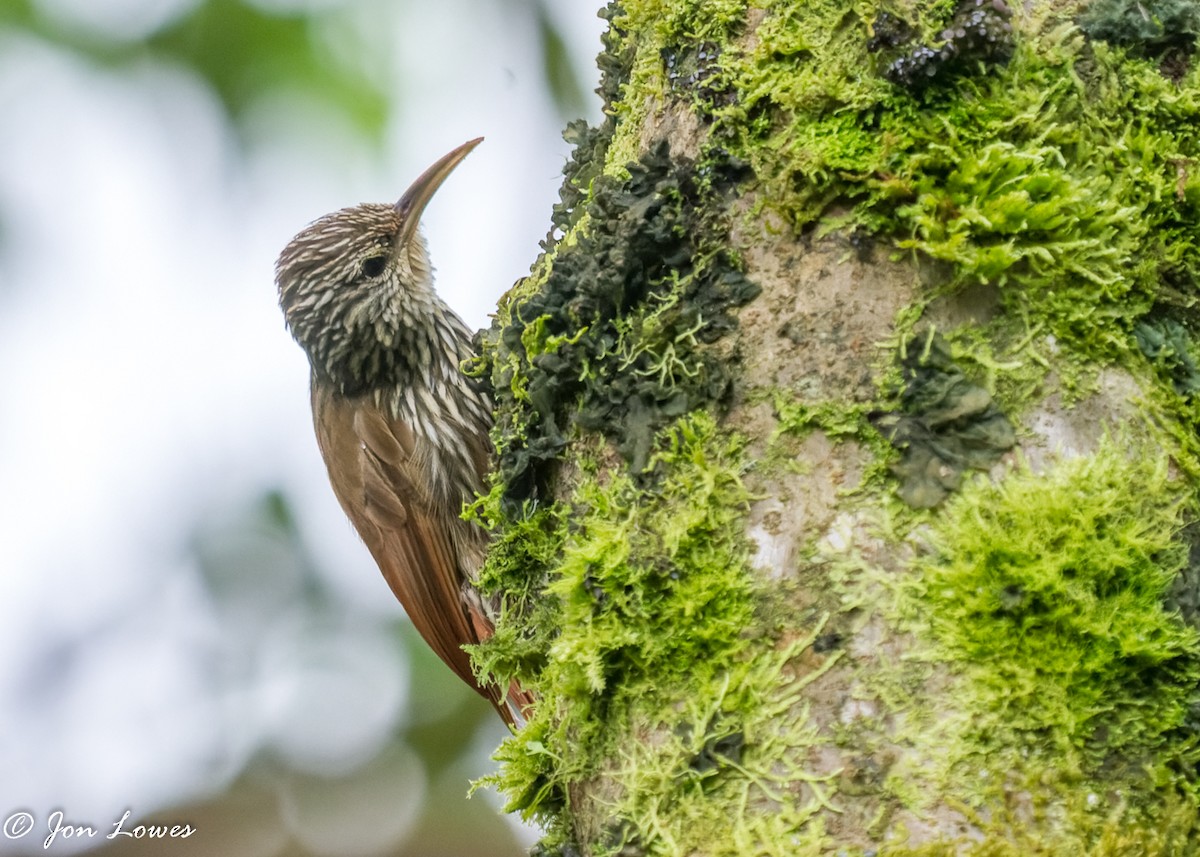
(469, 1, 1200, 854)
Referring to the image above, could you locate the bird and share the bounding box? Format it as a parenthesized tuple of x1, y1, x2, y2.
(275, 138, 526, 725)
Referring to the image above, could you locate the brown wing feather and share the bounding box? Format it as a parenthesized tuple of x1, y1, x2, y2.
(310, 384, 486, 696)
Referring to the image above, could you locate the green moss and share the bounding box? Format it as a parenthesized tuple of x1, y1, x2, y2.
(594, 0, 1200, 370)
(618, 0, 747, 44)
(608, 624, 844, 857)
(893, 138, 1135, 292)
(720, 0, 891, 226)
(469, 0, 1200, 850)
(772, 394, 879, 443)
(908, 439, 1200, 801)
(475, 414, 840, 854)
(708, 2, 1200, 359)
(766, 389, 899, 497)
(542, 418, 755, 700)
(466, 500, 561, 683)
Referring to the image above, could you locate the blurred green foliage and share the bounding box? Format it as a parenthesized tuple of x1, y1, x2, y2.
(149, 0, 390, 138)
(0, 0, 384, 136)
(0, 0, 589, 139)
(535, 4, 589, 118)
(0, 0, 388, 137)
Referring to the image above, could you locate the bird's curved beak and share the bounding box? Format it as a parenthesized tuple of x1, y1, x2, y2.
(395, 137, 483, 248)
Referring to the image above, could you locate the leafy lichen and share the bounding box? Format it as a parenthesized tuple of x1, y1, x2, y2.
(873, 0, 1015, 90)
(875, 331, 1016, 508)
(1079, 0, 1200, 57)
(481, 138, 758, 508)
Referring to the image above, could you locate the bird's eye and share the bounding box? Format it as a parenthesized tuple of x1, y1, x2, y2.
(360, 254, 388, 278)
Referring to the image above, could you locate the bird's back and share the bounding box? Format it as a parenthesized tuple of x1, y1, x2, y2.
(311, 382, 491, 694)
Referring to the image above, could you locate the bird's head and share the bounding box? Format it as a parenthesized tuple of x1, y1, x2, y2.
(275, 138, 481, 395)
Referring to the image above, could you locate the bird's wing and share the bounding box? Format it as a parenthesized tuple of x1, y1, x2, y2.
(310, 384, 489, 698)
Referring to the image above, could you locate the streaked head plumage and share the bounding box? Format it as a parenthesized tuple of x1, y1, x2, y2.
(274, 138, 482, 396)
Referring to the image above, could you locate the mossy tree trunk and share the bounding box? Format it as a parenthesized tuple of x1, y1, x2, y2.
(468, 1, 1200, 854)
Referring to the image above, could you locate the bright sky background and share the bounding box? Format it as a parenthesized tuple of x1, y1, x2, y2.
(0, 1, 604, 851)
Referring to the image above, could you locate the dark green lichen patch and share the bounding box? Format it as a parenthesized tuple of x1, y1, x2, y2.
(911, 440, 1200, 799)
(482, 140, 759, 507)
(1079, 0, 1200, 60)
(1172, 522, 1200, 637)
(871, 0, 1014, 90)
(874, 332, 1015, 508)
(662, 41, 733, 113)
(1131, 311, 1200, 486)
(1136, 316, 1200, 397)
(1136, 317, 1200, 639)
